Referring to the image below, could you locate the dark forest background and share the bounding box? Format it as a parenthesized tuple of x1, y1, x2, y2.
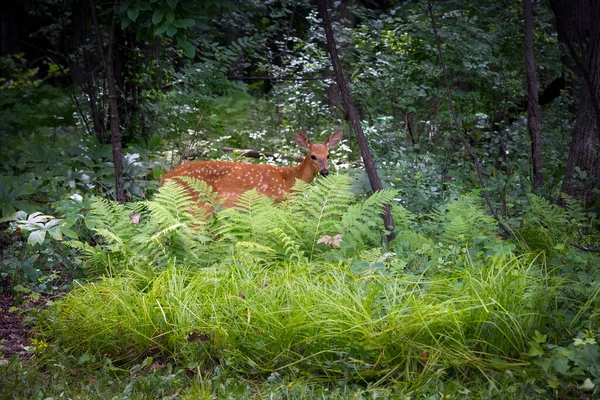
(1, 1, 600, 398)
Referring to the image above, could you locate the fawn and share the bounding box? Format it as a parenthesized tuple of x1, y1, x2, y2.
(162, 129, 343, 208)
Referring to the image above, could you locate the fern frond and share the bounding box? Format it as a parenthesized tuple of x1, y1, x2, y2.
(151, 223, 189, 241)
(287, 176, 354, 255)
(151, 180, 196, 220)
(524, 194, 568, 237)
(391, 204, 417, 230)
(215, 189, 277, 242)
(392, 230, 432, 250)
(429, 194, 497, 245)
(94, 227, 124, 247)
(336, 188, 398, 253)
(173, 176, 220, 209)
(234, 241, 277, 263)
(270, 228, 307, 262)
(520, 194, 576, 253)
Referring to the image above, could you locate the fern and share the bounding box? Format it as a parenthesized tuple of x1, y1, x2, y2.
(286, 175, 354, 258)
(71, 173, 405, 271)
(216, 189, 279, 243)
(271, 228, 307, 262)
(149, 180, 198, 224)
(391, 204, 417, 231)
(392, 230, 432, 251)
(524, 195, 568, 238)
(338, 188, 399, 253)
(171, 176, 220, 211)
(520, 194, 597, 254)
(429, 194, 497, 245)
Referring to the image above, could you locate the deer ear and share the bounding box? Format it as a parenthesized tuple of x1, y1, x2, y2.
(295, 131, 311, 150)
(324, 129, 343, 149)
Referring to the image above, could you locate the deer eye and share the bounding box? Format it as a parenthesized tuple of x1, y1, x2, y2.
(311, 155, 317, 160)
(327, 154, 330, 159)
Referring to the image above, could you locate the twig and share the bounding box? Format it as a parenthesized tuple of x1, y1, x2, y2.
(568, 241, 600, 253)
(427, 0, 513, 237)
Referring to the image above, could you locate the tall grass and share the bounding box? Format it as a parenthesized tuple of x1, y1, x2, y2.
(39, 251, 550, 389)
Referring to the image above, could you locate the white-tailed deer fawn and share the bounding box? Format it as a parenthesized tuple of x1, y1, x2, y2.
(162, 129, 343, 208)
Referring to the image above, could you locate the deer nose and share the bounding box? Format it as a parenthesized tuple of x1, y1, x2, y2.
(320, 169, 329, 177)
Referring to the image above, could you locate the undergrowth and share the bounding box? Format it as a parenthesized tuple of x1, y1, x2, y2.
(16, 175, 567, 397)
(2, 174, 598, 398)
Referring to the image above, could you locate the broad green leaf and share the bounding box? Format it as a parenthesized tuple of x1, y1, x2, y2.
(167, 0, 178, 9)
(119, 0, 133, 14)
(11, 183, 36, 198)
(48, 228, 63, 241)
(152, 9, 165, 25)
(1, 205, 15, 219)
(533, 330, 547, 344)
(12, 285, 31, 293)
(121, 17, 132, 30)
(177, 37, 195, 58)
(10, 201, 37, 214)
(166, 11, 175, 23)
(61, 227, 79, 239)
(552, 356, 570, 376)
(166, 26, 178, 37)
(78, 353, 91, 365)
(127, 8, 139, 21)
(526, 341, 545, 357)
(155, 21, 170, 36)
(28, 230, 46, 246)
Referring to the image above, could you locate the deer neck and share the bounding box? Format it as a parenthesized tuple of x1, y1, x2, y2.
(294, 156, 317, 183)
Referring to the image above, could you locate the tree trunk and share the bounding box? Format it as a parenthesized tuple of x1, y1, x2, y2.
(316, 0, 395, 240)
(523, 0, 544, 189)
(90, 0, 126, 204)
(550, 0, 600, 204)
(73, 0, 106, 141)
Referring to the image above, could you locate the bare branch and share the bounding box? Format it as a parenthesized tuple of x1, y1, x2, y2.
(568, 240, 600, 253)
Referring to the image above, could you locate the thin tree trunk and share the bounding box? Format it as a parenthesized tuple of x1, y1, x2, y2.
(75, 0, 106, 141)
(85, 52, 106, 142)
(523, 0, 544, 189)
(90, 0, 126, 204)
(316, 0, 395, 240)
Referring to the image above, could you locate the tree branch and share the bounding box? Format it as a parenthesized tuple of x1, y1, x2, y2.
(568, 240, 600, 253)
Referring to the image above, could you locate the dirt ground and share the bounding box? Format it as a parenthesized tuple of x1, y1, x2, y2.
(0, 292, 32, 360)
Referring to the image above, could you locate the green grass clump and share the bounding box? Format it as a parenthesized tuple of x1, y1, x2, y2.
(38, 251, 549, 389)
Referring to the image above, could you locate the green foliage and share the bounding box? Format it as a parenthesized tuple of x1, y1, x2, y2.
(38, 250, 549, 388)
(1, 211, 75, 246)
(0, 213, 83, 296)
(64, 175, 399, 274)
(428, 193, 498, 246)
(525, 330, 600, 397)
(1, 130, 166, 207)
(1, 0, 599, 398)
(518, 194, 596, 255)
(0, 177, 38, 218)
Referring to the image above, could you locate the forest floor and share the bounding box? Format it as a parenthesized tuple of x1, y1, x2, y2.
(0, 292, 33, 360)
